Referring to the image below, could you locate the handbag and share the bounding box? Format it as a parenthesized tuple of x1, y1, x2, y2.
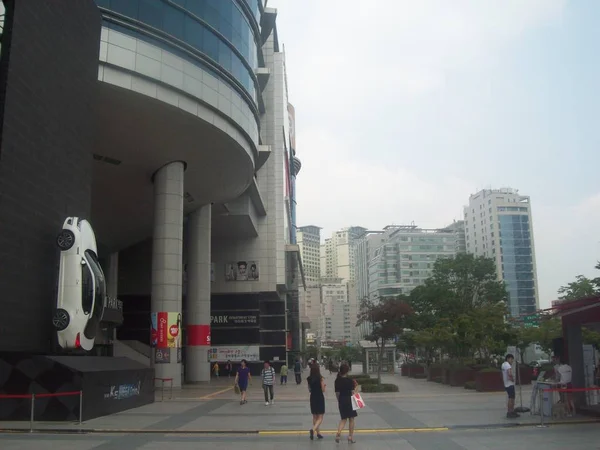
(234, 384, 241, 395)
(351, 392, 366, 411)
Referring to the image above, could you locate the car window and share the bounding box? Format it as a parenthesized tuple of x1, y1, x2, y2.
(85, 250, 106, 321)
(81, 262, 94, 314)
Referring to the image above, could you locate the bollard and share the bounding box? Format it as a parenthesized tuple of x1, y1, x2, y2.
(79, 391, 83, 425)
(161, 379, 165, 402)
(29, 393, 35, 433)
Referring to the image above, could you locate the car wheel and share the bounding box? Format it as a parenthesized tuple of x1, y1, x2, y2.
(52, 309, 70, 331)
(56, 230, 75, 250)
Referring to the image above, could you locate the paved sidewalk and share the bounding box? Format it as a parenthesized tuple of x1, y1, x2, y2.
(1, 370, 596, 434)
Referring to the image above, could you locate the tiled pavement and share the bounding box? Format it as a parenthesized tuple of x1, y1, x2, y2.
(2, 369, 599, 449)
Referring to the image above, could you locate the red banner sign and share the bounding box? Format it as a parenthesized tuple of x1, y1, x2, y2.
(188, 324, 211, 346)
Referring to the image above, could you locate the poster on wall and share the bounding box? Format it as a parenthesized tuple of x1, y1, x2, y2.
(155, 348, 170, 364)
(208, 346, 260, 362)
(224, 261, 259, 281)
(151, 312, 182, 348)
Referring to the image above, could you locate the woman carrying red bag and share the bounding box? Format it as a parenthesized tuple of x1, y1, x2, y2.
(334, 363, 357, 443)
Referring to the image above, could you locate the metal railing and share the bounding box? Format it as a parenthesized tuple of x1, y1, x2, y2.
(0, 390, 83, 432)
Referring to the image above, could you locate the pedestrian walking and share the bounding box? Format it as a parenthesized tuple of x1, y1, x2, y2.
(294, 358, 302, 385)
(234, 359, 252, 405)
(261, 360, 276, 405)
(225, 360, 233, 378)
(212, 362, 220, 378)
(280, 362, 288, 385)
(502, 354, 518, 418)
(307, 363, 326, 440)
(335, 363, 357, 443)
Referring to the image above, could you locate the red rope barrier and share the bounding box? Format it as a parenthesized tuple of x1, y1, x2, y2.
(542, 387, 600, 393)
(36, 391, 81, 398)
(0, 394, 32, 399)
(154, 377, 173, 381)
(0, 391, 81, 399)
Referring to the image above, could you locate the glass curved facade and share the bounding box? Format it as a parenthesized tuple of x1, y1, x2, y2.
(95, 0, 260, 106)
(499, 214, 536, 315)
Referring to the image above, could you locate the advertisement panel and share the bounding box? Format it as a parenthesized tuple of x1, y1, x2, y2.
(208, 346, 260, 362)
(225, 261, 259, 281)
(210, 311, 259, 328)
(151, 312, 182, 348)
(188, 324, 211, 346)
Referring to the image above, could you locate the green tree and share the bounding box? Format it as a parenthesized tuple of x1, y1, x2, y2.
(526, 316, 562, 356)
(338, 345, 364, 363)
(357, 296, 412, 383)
(557, 262, 600, 300)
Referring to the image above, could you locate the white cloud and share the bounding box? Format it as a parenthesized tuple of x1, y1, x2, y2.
(269, 0, 585, 308)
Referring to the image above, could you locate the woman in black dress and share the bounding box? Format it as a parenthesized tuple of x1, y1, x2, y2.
(334, 363, 357, 443)
(307, 363, 326, 440)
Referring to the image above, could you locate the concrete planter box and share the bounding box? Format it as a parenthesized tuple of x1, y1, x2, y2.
(400, 364, 409, 377)
(427, 366, 444, 381)
(442, 367, 452, 385)
(450, 368, 476, 387)
(518, 365, 532, 385)
(408, 365, 425, 378)
(475, 370, 504, 392)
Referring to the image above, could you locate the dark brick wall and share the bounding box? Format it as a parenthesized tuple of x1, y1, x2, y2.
(0, 0, 101, 352)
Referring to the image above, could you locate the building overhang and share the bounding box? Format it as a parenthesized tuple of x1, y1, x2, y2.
(256, 67, 271, 92)
(260, 8, 277, 45)
(552, 295, 600, 326)
(256, 145, 271, 171)
(248, 176, 266, 216)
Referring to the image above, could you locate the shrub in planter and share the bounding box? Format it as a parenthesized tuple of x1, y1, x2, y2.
(408, 364, 425, 377)
(464, 381, 476, 390)
(442, 367, 451, 385)
(401, 364, 410, 377)
(358, 378, 379, 386)
(361, 383, 400, 393)
(449, 367, 476, 387)
(475, 368, 504, 392)
(433, 376, 443, 383)
(518, 365, 532, 385)
(427, 365, 444, 381)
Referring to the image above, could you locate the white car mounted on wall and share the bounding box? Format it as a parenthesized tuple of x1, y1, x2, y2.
(53, 217, 106, 351)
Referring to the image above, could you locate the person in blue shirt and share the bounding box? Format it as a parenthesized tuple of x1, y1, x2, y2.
(235, 359, 252, 405)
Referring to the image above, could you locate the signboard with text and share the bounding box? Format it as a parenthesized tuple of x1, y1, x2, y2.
(208, 346, 260, 362)
(151, 312, 182, 348)
(210, 311, 259, 328)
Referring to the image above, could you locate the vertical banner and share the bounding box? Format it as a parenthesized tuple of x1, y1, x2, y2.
(287, 332, 292, 351)
(151, 312, 180, 348)
(167, 312, 182, 348)
(188, 324, 211, 346)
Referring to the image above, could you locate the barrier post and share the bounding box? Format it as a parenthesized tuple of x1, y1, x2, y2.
(161, 379, 165, 402)
(79, 390, 83, 425)
(170, 378, 173, 400)
(29, 393, 35, 433)
(539, 387, 545, 427)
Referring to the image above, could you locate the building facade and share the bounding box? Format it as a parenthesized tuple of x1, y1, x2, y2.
(463, 188, 539, 316)
(355, 224, 459, 301)
(0, 0, 301, 391)
(319, 278, 357, 343)
(320, 226, 367, 282)
(297, 225, 322, 284)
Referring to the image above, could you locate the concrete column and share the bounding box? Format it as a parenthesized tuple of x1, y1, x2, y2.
(151, 161, 185, 387)
(185, 204, 212, 383)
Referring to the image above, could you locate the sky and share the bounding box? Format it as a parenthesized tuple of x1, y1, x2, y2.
(268, 0, 600, 308)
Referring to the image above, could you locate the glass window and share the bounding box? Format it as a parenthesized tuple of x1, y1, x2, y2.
(85, 251, 106, 323)
(203, 27, 220, 62)
(185, 15, 204, 48)
(81, 263, 94, 315)
(96, 0, 111, 8)
(109, 0, 139, 19)
(163, 6, 185, 40)
(185, 0, 205, 17)
(139, 0, 163, 29)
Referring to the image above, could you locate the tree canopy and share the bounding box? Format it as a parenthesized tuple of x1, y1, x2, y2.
(557, 262, 600, 300)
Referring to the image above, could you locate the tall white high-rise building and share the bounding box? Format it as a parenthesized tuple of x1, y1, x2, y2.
(320, 226, 367, 282)
(297, 225, 322, 284)
(463, 188, 539, 317)
(320, 278, 358, 343)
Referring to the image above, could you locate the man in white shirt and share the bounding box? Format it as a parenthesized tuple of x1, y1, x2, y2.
(502, 354, 518, 418)
(556, 358, 574, 416)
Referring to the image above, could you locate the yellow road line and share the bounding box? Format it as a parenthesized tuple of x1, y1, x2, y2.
(196, 386, 234, 399)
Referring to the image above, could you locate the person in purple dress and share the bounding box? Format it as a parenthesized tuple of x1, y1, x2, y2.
(235, 359, 252, 405)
